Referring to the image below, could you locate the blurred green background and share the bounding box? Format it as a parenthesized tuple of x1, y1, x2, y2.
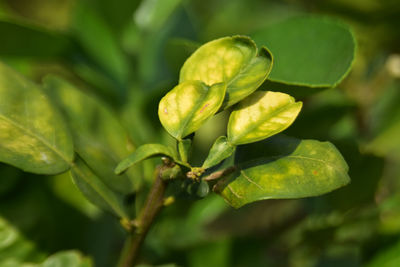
(0, 0, 400, 266)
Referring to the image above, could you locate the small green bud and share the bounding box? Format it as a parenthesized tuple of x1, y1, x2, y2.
(196, 180, 210, 198)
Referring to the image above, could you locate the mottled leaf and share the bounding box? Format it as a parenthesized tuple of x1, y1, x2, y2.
(252, 16, 355, 88)
(180, 36, 273, 109)
(158, 81, 226, 140)
(71, 157, 128, 219)
(43, 76, 140, 194)
(215, 136, 350, 208)
(203, 136, 236, 169)
(115, 143, 180, 175)
(228, 91, 302, 145)
(0, 62, 73, 174)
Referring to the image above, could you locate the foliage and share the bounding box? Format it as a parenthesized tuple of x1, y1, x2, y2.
(0, 0, 399, 266)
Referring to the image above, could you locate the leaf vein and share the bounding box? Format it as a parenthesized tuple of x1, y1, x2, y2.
(240, 170, 264, 190)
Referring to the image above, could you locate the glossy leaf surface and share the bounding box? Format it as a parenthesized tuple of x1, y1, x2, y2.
(158, 81, 226, 140)
(215, 136, 350, 208)
(43, 76, 139, 193)
(252, 16, 355, 87)
(202, 136, 236, 169)
(180, 36, 273, 109)
(0, 62, 73, 174)
(228, 91, 302, 145)
(115, 143, 179, 175)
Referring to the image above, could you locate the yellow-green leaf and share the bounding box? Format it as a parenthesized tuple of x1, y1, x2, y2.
(228, 91, 302, 145)
(158, 81, 226, 140)
(180, 36, 273, 109)
(215, 136, 350, 208)
(0, 62, 73, 174)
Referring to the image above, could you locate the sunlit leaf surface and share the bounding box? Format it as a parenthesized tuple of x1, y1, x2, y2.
(215, 136, 350, 208)
(0, 62, 73, 174)
(158, 81, 226, 140)
(180, 36, 273, 109)
(228, 91, 302, 145)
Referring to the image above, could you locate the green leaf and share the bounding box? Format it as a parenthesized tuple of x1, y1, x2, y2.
(43, 76, 140, 194)
(0, 216, 43, 263)
(134, 0, 183, 32)
(165, 38, 200, 76)
(179, 36, 273, 109)
(202, 136, 236, 169)
(41, 250, 92, 267)
(158, 81, 226, 140)
(252, 15, 355, 88)
(0, 20, 71, 58)
(215, 136, 350, 208)
(115, 144, 179, 175)
(92, 0, 141, 34)
(178, 138, 192, 163)
(227, 91, 302, 145)
(365, 81, 400, 160)
(71, 1, 129, 86)
(366, 238, 400, 267)
(0, 62, 74, 174)
(71, 157, 129, 219)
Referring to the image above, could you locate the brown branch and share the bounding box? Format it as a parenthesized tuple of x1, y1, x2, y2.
(118, 165, 167, 267)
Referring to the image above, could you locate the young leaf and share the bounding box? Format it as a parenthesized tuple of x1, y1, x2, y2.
(202, 136, 236, 169)
(180, 36, 273, 109)
(0, 62, 74, 174)
(71, 157, 129, 219)
(115, 144, 180, 175)
(43, 76, 140, 193)
(228, 91, 302, 145)
(214, 136, 350, 208)
(158, 81, 226, 140)
(252, 16, 355, 88)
